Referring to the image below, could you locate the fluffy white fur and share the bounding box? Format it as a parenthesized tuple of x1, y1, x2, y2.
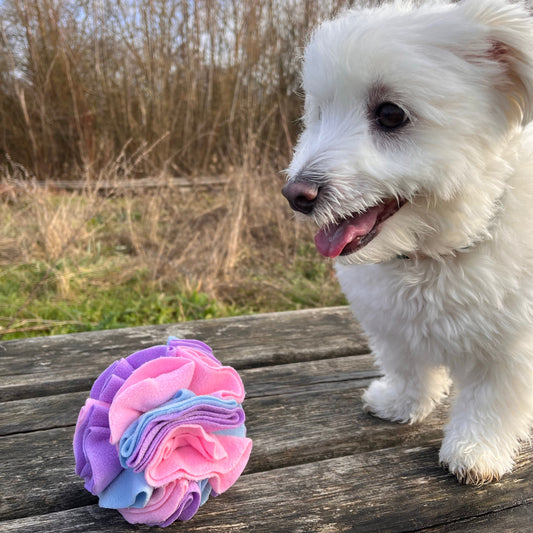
(285, 0, 533, 485)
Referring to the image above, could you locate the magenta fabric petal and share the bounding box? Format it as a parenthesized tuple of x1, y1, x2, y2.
(119, 479, 201, 526)
(108, 358, 196, 443)
(168, 338, 244, 401)
(187, 362, 246, 402)
(177, 349, 246, 402)
(144, 424, 253, 493)
(205, 436, 253, 494)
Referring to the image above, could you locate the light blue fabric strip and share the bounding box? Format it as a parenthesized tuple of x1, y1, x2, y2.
(198, 478, 212, 506)
(213, 425, 247, 438)
(98, 468, 153, 509)
(119, 389, 242, 467)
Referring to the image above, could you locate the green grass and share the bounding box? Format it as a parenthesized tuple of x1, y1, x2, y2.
(0, 261, 238, 340)
(0, 245, 346, 340)
(0, 179, 346, 340)
(0, 261, 239, 339)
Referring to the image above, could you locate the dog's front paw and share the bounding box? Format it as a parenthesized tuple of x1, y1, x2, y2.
(363, 377, 444, 424)
(439, 435, 515, 486)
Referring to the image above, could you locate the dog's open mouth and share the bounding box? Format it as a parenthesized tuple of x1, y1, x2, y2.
(314, 198, 406, 258)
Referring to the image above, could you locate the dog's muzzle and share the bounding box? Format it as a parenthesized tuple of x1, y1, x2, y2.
(283, 176, 408, 258)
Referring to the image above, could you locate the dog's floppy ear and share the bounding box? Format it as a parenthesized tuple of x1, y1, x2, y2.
(460, 0, 533, 126)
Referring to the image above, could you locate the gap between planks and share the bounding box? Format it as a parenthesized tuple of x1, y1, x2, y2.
(1, 444, 532, 533)
(0, 306, 369, 402)
(0, 383, 453, 521)
(0, 353, 381, 436)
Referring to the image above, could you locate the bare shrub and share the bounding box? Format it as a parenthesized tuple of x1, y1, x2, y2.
(0, 1, 354, 337)
(0, 0, 355, 178)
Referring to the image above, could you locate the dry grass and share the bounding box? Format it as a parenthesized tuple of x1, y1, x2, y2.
(0, 0, 356, 179)
(0, 163, 345, 338)
(0, 0, 362, 338)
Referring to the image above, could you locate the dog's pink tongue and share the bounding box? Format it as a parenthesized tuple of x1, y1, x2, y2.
(314, 208, 380, 258)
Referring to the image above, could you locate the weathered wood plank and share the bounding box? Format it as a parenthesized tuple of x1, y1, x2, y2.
(421, 503, 533, 532)
(0, 391, 87, 436)
(0, 354, 380, 436)
(0, 307, 367, 402)
(1, 445, 532, 533)
(2, 306, 531, 532)
(0, 381, 453, 520)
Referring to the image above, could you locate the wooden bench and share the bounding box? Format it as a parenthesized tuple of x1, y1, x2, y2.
(1, 306, 531, 532)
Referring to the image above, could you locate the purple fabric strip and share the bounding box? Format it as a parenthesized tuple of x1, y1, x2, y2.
(166, 337, 220, 365)
(161, 482, 202, 525)
(119, 389, 244, 472)
(73, 400, 122, 495)
(90, 346, 167, 401)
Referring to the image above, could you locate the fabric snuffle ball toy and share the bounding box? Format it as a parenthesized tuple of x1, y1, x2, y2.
(73, 337, 253, 527)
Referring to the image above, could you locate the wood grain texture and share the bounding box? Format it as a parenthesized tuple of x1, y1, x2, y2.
(0, 354, 380, 436)
(1, 446, 532, 533)
(1, 306, 532, 532)
(0, 382, 452, 521)
(421, 503, 533, 533)
(0, 307, 366, 401)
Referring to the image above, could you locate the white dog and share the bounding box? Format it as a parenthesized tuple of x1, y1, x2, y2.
(283, 0, 533, 485)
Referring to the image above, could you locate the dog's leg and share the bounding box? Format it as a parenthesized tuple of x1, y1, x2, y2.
(439, 360, 533, 485)
(363, 340, 451, 424)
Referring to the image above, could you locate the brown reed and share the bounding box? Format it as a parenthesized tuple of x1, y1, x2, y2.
(0, 0, 355, 180)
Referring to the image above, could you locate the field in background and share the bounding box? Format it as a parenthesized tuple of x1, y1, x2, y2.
(0, 171, 346, 339)
(0, 0, 363, 339)
(0, 0, 358, 178)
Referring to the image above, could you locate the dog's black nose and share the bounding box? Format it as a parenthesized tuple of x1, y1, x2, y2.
(282, 181, 319, 215)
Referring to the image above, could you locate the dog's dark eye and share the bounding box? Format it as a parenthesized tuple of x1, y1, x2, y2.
(375, 102, 408, 129)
